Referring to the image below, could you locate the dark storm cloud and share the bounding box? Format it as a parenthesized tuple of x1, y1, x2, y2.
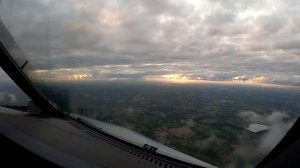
(0, 0, 299, 86)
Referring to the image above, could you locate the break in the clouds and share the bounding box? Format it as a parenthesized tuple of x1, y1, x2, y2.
(0, 0, 300, 87)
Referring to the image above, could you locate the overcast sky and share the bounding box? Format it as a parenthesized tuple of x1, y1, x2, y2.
(0, 0, 300, 87)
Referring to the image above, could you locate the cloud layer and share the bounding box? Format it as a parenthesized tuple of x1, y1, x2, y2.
(0, 0, 300, 86)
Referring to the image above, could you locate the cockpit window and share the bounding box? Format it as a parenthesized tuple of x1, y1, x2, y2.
(0, 67, 30, 107)
(1, 1, 300, 167)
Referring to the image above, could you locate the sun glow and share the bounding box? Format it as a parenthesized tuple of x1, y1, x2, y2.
(67, 74, 92, 80)
(161, 74, 191, 83)
(145, 74, 201, 84)
(232, 76, 271, 84)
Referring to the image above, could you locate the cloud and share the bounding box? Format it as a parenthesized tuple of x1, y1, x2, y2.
(273, 38, 300, 50)
(230, 110, 296, 168)
(232, 76, 271, 84)
(258, 111, 294, 154)
(197, 134, 217, 150)
(0, 91, 18, 104)
(198, 110, 295, 168)
(0, 0, 299, 86)
(239, 110, 264, 123)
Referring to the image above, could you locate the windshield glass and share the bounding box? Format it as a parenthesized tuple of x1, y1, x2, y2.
(0, 67, 30, 107)
(1, 1, 300, 167)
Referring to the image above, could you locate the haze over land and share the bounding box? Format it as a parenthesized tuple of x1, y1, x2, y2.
(38, 81, 300, 167)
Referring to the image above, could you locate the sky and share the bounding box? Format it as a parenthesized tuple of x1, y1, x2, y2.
(0, 0, 300, 87)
